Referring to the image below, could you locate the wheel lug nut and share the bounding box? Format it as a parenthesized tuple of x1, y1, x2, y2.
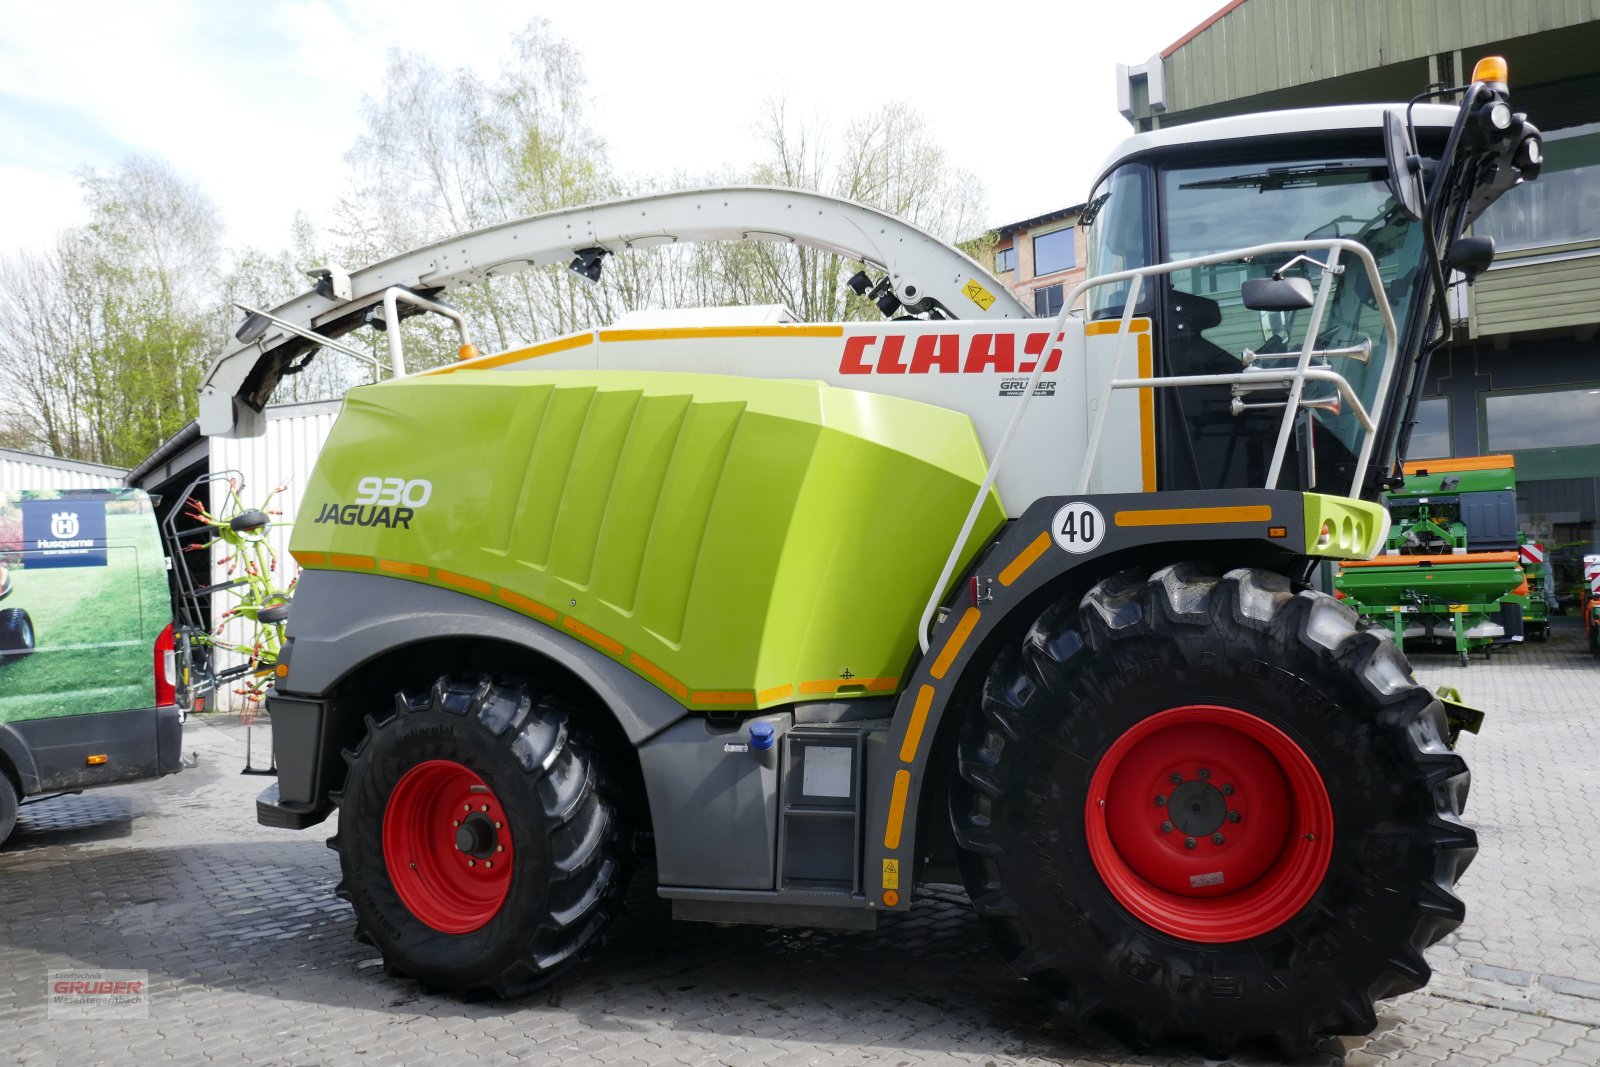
(1212, 833, 1225, 845)
(1160, 821, 1173, 833)
(484, 861, 492, 869)
(1228, 811, 1241, 823)
(1184, 837, 1196, 849)
(452, 819, 460, 827)
(1222, 784, 1234, 796)
(481, 804, 489, 812)
(1198, 768, 1210, 780)
(464, 805, 471, 812)
(496, 845, 504, 852)
(1154, 795, 1166, 807)
(467, 859, 475, 867)
(494, 821, 502, 829)
(1170, 773, 1182, 784)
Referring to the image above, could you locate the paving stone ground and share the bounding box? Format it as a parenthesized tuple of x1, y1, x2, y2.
(4, 623, 1598, 1066)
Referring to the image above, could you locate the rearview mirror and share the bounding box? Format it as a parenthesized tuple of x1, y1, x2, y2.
(1384, 110, 1424, 222)
(1445, 235, 1496, 279)
(1241, 276, 1315, 311)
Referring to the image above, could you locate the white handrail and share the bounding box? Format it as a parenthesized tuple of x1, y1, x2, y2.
(917, 236, 1400, 650)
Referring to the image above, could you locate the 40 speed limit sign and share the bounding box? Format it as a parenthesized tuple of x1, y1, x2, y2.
(1050, 501, 1106, 554)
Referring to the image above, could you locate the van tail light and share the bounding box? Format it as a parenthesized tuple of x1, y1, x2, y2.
(154, 623, 177, 707)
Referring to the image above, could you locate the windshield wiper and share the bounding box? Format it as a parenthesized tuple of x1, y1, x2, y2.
(1180, 163, 1385, 192)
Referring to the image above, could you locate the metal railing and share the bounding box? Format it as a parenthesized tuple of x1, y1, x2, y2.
(917, 237, 1400, 650)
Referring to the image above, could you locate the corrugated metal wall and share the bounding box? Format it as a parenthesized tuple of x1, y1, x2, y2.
(204, 401, 340, 707)
(1161, 0, 1600, 116)
(0, 448, 127, 490)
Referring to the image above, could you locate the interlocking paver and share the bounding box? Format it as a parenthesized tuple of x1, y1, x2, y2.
(4, 626, 1599, 1065)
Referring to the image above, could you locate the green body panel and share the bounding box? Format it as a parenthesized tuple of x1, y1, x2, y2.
(1388, 463, 1515, 498)
(290, 371, 1006, 709)
(1334, 558, 1523, 606)
(0, 490, 168, 723)
(1301, 494, 1388, 560)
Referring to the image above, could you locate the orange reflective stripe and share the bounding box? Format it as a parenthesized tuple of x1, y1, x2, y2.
(998, 532, 1051, 587)
(1341, 552, 1521, 568)
(561, 617, 623, 656)
(630, 653, 688, 699)
(930, 607, 981, 680)
(1402, 454, 1514, 475)
(379, 559, 429, 578)
(1114, 505, 1272, 527)
(294, 551, 326, 566)
(758, 684, 795, 703)
(898, 685, 936, 763)
(692, 690, 756, 706)
(884, 769, 912, 849)
(496, 588, 557, 622)
(437, 569, 491, 594)
(328, 553, 376, 569)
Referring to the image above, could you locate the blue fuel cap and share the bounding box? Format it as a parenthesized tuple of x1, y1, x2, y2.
(749, 722, 775, 751)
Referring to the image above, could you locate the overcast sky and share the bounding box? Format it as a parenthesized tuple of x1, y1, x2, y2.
(0, 0, 1210, 260)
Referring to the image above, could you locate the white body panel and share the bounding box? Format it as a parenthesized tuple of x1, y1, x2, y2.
(432, 317, 1156, 514)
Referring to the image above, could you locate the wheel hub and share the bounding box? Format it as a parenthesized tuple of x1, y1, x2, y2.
(1165, 779, 1227, 837)
(382, 759, 514, 934)
(1084, 704, 1335, 943)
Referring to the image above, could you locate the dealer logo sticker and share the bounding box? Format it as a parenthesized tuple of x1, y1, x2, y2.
(1051, 501, 1106, 555)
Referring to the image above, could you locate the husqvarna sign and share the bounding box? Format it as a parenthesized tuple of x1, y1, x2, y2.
(20, 499, 107, 568)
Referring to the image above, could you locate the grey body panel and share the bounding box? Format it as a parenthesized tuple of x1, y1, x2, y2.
(2, 706, 182, 794)
(642, 712, 789, 890)
(280, 570, 690, 745)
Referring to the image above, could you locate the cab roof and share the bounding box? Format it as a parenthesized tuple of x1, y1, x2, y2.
(1094, 103, 1462, 188)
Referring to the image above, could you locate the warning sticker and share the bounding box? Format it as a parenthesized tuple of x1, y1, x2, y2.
(881, 858, 900, 889)
(962, 278, 996, 310)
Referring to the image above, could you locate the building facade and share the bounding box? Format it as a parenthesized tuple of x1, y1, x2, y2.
(990, 205, 1089, 317)
(1116, 0, 1600, 608)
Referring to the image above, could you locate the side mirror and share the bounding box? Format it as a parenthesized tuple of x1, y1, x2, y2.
(1384, 110, 1425, 222)
(1445, 235, 1496, 279)
(1241, 275, 1315, 312)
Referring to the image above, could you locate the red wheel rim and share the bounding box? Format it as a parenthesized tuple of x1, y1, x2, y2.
(382, 759, 513, 934)
(1084, 705, 1333, 942)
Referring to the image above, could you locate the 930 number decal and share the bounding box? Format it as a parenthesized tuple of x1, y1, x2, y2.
(354, 477, 433, 508)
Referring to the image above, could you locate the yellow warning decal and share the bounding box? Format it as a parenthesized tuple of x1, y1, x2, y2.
(882, 858, 900, 890)
(963, 278, 996, 310)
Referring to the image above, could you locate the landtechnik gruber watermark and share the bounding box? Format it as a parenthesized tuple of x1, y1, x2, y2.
(47, 970, 150, 1019)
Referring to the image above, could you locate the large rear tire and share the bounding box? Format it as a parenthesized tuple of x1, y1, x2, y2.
(334, 674, 631, 996)
(952, 564, 1473, 1056)
(0, 773, 18, 847)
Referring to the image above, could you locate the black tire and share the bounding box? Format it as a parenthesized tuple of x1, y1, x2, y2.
(0, 607, 35, 658)
(0, 773, 17, 847)
(334, 674, 631, 996)
(951, 564, 1473, 1057)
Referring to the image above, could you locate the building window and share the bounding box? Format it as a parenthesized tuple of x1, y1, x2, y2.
(1033, 227, 1076, 276)
(1034, 283, 1064, 317)
(1476, 122, 1600, 251)
(1484, 385, 1600, 451)
(994, 246, 1016, 273)
(1408, 396, 1451, 460)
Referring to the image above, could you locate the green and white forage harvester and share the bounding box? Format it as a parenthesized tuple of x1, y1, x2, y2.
(198, 57, 1541, 1055)
(1334, 453, 1532, 665)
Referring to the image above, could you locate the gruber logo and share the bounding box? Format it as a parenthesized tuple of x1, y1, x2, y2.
(313, 476, 433, 530)
(839, 332, 1066, 376)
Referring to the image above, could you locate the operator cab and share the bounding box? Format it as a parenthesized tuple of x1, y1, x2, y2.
(1082, 101, 1529, 496)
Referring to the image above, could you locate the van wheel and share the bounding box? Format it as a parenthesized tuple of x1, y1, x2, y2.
(951, 564, 1472, 1057)
(333, 674, 631, 996)
(0, 608, 35, 658)
(0, 774, 18, 847)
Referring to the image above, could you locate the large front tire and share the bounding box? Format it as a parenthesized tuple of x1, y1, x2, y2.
(334, 674, 631, 996)
(952, 564, 1474, 1056)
